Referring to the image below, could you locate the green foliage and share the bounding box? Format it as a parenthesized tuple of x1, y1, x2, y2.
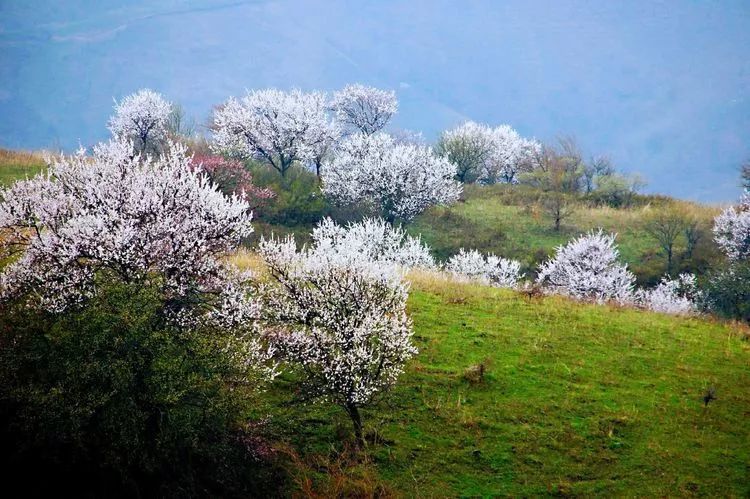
(587, 173, 646, 208)
(269, 280, 750, 496)
(249, 163, 331, 226)
(703, 262, 750, 322)
(0, 279, 276, 497)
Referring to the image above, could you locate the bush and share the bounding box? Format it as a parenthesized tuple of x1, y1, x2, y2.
(0, 279, 277, 497)
(249, 164, 333, 226)
(702, 262, 750, 323)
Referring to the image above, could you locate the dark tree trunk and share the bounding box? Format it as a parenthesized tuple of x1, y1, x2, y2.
(345, 403, 364, 448)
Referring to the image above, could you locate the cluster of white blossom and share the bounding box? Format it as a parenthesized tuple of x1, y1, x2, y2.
(445, 248, 523, 288)
(322, 132, 462, 222)
(536, 230, 635, 303)
(257, 233, 417, 440)
(633, 273, 701, 316)
(479, 125, 542, 184)
(713, 192, 750, 261)
(437, 121, 540, 184)
(107, 89, 172, 154)
(212, 88, 335, 176)
(331, 83, 398, 135)
(0, 138, 255, 316)
(311, 217, 435, 270)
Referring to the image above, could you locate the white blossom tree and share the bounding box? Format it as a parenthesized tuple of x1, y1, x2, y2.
(435, 122, 495, 183)
(305, 113, 342, 178)
(480, 125, 541, 184)
(331, 84, 398, 135)
(634, 273, 701, 315)
(212, 88, 331, 177)
(257, 234, 417, 445)
(536, 230, 635, 303)
(713, 192, 750, 261)
(312, 217, 435, 270)
(445, 248, 523, 288)
(108, 89, 172, 154)
(0, 139, 259, 325)
(322, 133, 462, 222)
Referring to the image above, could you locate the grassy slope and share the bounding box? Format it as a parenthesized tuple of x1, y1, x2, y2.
(409, 184, 721, 284)
(266, 275, 749, 496)
(0, 149, 46, 186)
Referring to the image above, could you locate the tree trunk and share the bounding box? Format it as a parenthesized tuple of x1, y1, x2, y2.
(346, 403, 364, 448)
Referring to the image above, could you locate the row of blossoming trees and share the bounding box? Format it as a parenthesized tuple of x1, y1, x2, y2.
(1, 85, 748, 492)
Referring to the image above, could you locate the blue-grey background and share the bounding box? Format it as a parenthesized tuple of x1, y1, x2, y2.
(1, 0, 748, 201)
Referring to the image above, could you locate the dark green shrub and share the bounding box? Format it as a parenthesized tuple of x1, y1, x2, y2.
(0, 279, 279, 497)
(702, 262, 750, 323)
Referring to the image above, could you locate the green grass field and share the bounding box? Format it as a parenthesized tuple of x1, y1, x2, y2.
(264, 275, 750, 496)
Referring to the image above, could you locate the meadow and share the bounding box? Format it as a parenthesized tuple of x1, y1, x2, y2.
(251, 270, 750, 496)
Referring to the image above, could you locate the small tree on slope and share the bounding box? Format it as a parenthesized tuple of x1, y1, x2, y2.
(108, 88, 172, 155)
(536, 230, 635, 303)
(331, 83, 398, 136)
(257, 234, 417, 446)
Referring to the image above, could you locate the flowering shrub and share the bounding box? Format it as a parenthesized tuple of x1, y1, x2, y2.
(0, 139, 262, 329)
(107, 88, 172, 154)
(312, 217, 435, 270)
(257, 233, 417, 445)
(634, 273, 701, 315)
(536, 230, 635, 303)
(445, 248, 523, 288)
(713, 192, 750, 261)
(322, 133, 461, 222)
(190, 154, 275, 209)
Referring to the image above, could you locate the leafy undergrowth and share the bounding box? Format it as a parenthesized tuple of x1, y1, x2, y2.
(264, 274, 750, 497)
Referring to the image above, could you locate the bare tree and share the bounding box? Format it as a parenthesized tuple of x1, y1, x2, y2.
(644, 205, 689, 275)
(166, 103, 196, 139)
(541, 191, 575, 231)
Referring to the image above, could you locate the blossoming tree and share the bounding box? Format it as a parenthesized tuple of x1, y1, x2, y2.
(257, 230, 417, 445)
(536, 230, 635, 303)
(212, 88, 331, 177)
(331, 84, 398, 135)
(480, 125, 541, 184)
(713, 192, 750, 261)
(322, 133, 462, 222)
(189, 154, 275, 210)
(107, 89, 172, 154)
(0, 139, 260, 332)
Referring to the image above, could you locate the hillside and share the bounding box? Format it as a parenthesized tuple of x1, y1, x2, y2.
(0, 149, 45, 186)
(261, 272, 750, 496)
(409, 184, 721, 285)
